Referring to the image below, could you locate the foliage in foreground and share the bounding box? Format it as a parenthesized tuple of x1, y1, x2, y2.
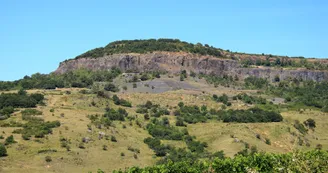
(113, 150, 328, 173)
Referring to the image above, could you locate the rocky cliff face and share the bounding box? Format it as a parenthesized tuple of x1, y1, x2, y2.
(55, 52, 328, 82)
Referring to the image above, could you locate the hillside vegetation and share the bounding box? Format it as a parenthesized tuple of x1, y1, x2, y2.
(75, 39, 223, 59)
(1, 71, 328, 172)
(72, 39, 328, 70)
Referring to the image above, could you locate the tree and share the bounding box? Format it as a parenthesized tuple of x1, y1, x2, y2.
(0, 144, 7, 157)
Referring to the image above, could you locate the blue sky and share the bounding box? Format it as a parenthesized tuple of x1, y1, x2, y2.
(1, 0, 327, 81)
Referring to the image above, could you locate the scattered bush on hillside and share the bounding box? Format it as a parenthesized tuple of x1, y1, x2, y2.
(45, 156, 52, 162)
(0, 68, 121, 90)
(0, 91, 45, 112)
(4, 135, 16, 145)
(100, 107, 128, 122)
(244, 76, 269, 89)
(146, 118, 185, 140)
(304, 118, 316, 129)
(104, 83, 119, 92)
(234, 93, 267, 105)
(294, 120, 308, 134)
(13, 119, 60, 138)
(112, 95, 132, 107)
(213, 94, 230, 105)
(201, 74, 236, 87)
(0, 144, 7, 157)
(136, 101, 169, 118)
(174, 103, 283, 124)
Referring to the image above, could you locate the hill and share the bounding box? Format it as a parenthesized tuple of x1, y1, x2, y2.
(1, 39, 328, 172)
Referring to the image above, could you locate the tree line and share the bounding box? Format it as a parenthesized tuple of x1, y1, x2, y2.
(75, 39, 223, 59)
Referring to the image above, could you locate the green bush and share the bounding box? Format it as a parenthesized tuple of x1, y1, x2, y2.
(244, 76, 269, 89)
(146, 119, 185, 140)
(103, 108, 128, 121)
(0, 68, 121, 91)
(5, 135, 16, 145)
(104, 83, 119, 92)
(13, 119, 60, 138)
(0, 144, 7, 157)
(0, 92, 45, 110)
(45, 156, 52, 162)
(112, 95, 132, 107)
(111, 136, 117, 142)
(294, 120, 308, 134)
(136, 101, 169, 118)
(174, 103, 282, 123)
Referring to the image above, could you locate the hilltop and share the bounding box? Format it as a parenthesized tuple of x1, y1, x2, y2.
(55, 39, 328, 83)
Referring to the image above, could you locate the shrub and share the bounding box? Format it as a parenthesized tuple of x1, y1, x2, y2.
(104, 108, 128, 121)
(316, 144, 323, 150)
(0, 144, 7, 157)
(104, 83, 119, 92)
(294, 120, 308, 134)
(304, 118, 316, 129)
(146, 119, 185, 140)
(144, 114, 150, 120)
(213, 94, 229, 105)
(13, 119, 60, 138)
(265, 138, 271, 145)
(175, 117, 186, 127)
(111, 136, 117, 142)
(128, 146, 140, 153)
(45, 156, 52, 162)
(0, 106, 14, 116)
(256, 134, 261, 139)
(140, 74, 150, 81)
(112, 95, 132, 107)
(78, 143, 85, 149)
(22, 134, 31, 140)
(5, 135, 16, 145)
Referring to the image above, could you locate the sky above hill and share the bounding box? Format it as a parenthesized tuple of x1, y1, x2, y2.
(1, 0, 328, 81)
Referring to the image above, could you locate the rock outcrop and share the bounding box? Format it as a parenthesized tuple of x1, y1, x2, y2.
(55, 52, 328, 82)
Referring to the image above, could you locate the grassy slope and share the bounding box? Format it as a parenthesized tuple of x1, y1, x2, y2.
(0, 76, 328, 172)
